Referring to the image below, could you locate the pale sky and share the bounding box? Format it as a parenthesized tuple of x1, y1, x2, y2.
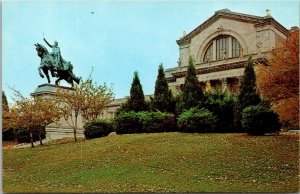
(2, 0, 299, 103)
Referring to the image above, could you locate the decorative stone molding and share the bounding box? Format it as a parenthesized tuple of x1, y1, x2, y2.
(176, 9, 289, 46)
(166, 58, 268, 83)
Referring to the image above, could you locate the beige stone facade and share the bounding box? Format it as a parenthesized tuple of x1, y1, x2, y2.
(166, 9, 289, 93)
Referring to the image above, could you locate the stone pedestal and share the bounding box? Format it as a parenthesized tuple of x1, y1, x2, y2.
(31, 84, 84, 140)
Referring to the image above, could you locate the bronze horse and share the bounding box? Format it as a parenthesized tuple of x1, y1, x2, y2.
(35, 43, 80, 87)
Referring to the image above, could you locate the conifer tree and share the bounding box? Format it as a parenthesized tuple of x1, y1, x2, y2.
(2, 91, 9, 111)
(235, 56, 261, 130)
(182, 56, 204, 110)
(152, 64, 173, 112)
(128, 71, 147, 112)
(238, 56, 261, 108)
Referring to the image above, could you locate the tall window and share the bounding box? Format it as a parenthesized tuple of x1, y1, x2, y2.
(203, 35, 241, 62)
(216, 36, 229, 60)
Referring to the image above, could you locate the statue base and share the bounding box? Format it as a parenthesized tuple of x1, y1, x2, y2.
(31, 84, 84, 140)
(31, 83, 73, 97)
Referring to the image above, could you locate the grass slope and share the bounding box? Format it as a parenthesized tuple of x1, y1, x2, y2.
(3, 133, 299, 192)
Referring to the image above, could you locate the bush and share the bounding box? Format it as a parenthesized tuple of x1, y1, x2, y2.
(140, 111, 176, 133)
(178, 108, 217, 133)
(203, 89, 237, 132)
(83, 119, 113, 139)
(242, 103, 281, 135)
(114, 111, 176, 134)
(114, 111, 143, 134)
(2, 128, 15, 141)
(15, 127, 46, 143)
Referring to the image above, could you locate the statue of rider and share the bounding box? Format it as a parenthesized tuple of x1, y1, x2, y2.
(43, 38, 63, 70)
(42, 38, 80, 84)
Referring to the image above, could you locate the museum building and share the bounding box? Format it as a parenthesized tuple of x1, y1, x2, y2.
(101, 8, 293, 119)
(165, 8, 290, 93)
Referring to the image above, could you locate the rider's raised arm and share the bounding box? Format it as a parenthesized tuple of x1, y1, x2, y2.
(43, 38, 53, 48)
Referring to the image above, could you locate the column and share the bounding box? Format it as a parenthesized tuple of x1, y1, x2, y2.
(221, 78, 228, 90)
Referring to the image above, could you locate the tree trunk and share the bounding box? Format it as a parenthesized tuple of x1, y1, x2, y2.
(39, 128, 43, 145)
(30, 130, 34, 148)
(74, 128, 77, 142)
(74, 114, 78, 142)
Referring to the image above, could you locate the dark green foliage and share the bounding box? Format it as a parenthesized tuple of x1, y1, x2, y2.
(114, 111, 175, 134)
(174, 93, 185, 116)
(2, 128, 15, 141)
(181, 57, 204, 111)
(140, 111, 176, 133)
(203, 89, 238, 132)
(83, 119, 113, 139)
(178, 108, 217, 133)
(235, 57, 261, 131)
(2, 91, 9, 111)
(238, 57, 261, 108)
(114, 111, 143, 134)
(242, 103, 281, 135)
(152, 64, 173, 113)
(116, 101, 130, 115)
(127, 71, 147, 112)
(15, 127, 46, 143)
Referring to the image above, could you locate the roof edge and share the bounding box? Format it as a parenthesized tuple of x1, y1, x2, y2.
(177, 9, 289, 45)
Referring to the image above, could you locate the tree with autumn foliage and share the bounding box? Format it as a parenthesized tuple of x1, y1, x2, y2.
(3, 91, 62, 148)
(257, 28, 299, 128)
(56, 77, 114, 141)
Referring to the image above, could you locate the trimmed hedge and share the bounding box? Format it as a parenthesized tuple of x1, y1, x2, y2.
(114, 111, 175, 134)
(140, 111, 176, 133)
(242, 104, 281, 135)
(177, 108, 217, 133)
(83, 119, 113, 139)
(15, 127, 46, 143)
(114, 112, 143, 134)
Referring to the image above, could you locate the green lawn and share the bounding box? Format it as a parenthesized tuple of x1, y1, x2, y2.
(3, 133, 299, 192)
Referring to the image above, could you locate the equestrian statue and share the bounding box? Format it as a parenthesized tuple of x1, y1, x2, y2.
(35, 38, 80, 87)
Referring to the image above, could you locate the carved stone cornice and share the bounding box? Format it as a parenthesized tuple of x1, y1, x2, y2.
(166, 58, 268, 83)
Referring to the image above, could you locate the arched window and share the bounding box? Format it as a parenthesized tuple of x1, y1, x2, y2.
(203, 35, 241, 62)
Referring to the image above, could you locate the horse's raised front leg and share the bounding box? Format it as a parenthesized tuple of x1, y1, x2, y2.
(38, 66, 44, 78)
(42, 66, 51, 84)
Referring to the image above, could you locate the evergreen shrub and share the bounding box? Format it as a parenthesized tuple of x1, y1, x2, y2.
(83, 119, 113, 139)
(115, 111, 175, 134)
(140, 111, 175, 133)
(242, 103, 281, 135)
(203, 89, 237, 132)
(114, 111, 143, 134)
(178, 108, 217, 133)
